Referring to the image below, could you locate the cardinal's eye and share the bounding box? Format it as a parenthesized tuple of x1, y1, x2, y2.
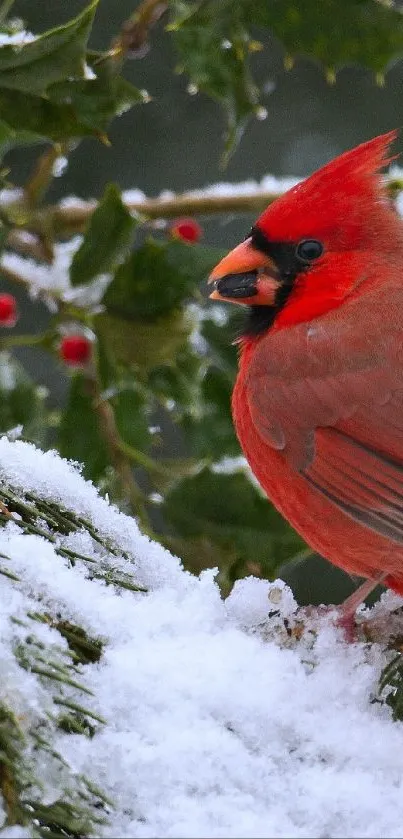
(295, 239, 324, 263)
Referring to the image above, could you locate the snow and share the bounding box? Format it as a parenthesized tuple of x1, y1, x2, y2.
(1, 238, 110, 309)
(212, 455, 263, 491)
(52, 155, 68, 178)
(183, 174, 300, 199)
(0, 439, 402, 837)
(0, 188, 24, 205)
(121, 188, 147, 204)
(62, 175, 301, 216)
(0, 31, 35, 46)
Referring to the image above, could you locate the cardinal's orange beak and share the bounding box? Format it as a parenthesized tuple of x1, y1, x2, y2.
(208, 237, 280, 307)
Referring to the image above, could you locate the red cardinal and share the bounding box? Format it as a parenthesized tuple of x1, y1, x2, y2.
(209, 131, 403, 619)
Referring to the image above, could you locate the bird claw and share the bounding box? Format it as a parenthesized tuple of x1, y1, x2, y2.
(334, 609, 358, 642)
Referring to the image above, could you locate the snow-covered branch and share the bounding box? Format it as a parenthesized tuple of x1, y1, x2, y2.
(0, 439, 403, 837)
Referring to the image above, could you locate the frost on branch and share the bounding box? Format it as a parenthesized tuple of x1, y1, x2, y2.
(0, 440, 403, 837)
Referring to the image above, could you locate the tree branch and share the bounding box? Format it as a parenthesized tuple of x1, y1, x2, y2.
(2, 175, 403, 258)
(6, 230, 53, 263)
(50, 190, 287, 235)
(111, 0, 168, 59)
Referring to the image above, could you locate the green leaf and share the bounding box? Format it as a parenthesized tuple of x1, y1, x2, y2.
(148, 345, 203, 409)
(252, 0, 403, 74)
(0, 83, 143, 152)
(103, 238, 224, 321)
(147, 310, 239, 459)
(110, 387, 152, 452)
(378, 653, 403, 722)
(70, 184, 135, 286)
(170, 0, 403, 160)
(0, 118, 45, 155)
(170, 0, 259, 162)
(162, 467, 304, 581)
(0, 18, 146, 154)
(201, 309, 238, 373)
(0, 88, 98, 144)
(163, 533, 241, 594)
(0, 352, 48, 446)
(180, 365, 239, 459)
(47, 66, 146, 135)
(95, 309, 192, 373)
(58, 374, 109, 482)
(0, 1, 98, 94)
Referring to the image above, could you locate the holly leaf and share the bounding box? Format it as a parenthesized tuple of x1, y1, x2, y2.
(0, 352, 48, 446)
(58, 374, 109, 482)
(201, 309, 239, 373)
(0, 119, 45, 156)
(103, 238, 224, 321)
(0, 80, 145, 151)
(0, 1, 98, 94)
(70, 184, 135, 286)
(0, 6, 145, 153)
(47, 61, 146, 136)
(0, 88, 101, 145)
(169, 0, 403, 160)
(95, 309, 192, 373)
(162, 467, 304, 580)
(170, 0, 259, 162)
(180, 366, 239, 459)
(110, 387, 152, 452)
(163, 533, 242, 595)
(252, 0, 403, 75)
(147, 309, 239, 459)
(148, 345, 203, 409)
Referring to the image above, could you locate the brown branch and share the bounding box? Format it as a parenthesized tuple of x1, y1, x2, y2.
(48, 175, 403, 235)
(111, 0, 168, 59)
(2, 175, 403, 259)
(50, 190, 282, 236)
(6, 230, 53, 263)
(25, 145, 62, 207)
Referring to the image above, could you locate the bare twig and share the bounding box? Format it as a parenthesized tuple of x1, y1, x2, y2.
(111, 0, 168, 59)
(6, 230, 53, 263)
(25, 145, 62, 207)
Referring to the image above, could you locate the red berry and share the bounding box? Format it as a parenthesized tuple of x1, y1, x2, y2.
(169, 217, 202, 243)
(60, 335, 92, 367)
(0, 293, 18, 327)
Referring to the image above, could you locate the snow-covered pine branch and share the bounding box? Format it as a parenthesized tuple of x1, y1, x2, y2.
(0, 438, 403, 837)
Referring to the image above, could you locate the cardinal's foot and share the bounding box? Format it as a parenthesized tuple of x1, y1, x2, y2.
(334, 574, 386, 641)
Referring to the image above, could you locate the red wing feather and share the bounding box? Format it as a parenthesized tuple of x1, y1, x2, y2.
(305, 425, 403, 544)
(246, 285, 403, 543)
